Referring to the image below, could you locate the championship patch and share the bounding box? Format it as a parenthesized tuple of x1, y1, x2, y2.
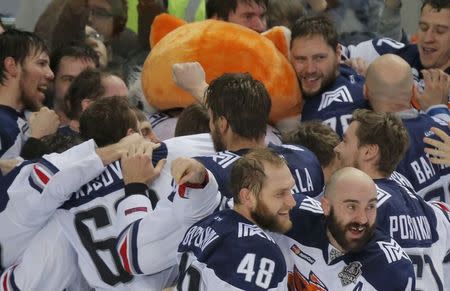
(338, 261, 362, 286)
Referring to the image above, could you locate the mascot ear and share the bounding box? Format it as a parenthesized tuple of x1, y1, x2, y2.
(150, 13, 187, 48)
(262, 26, 291, 59)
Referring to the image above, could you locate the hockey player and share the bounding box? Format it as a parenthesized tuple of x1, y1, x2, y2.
(290, 15, 370, 137)
(174, 147, 294, 290)
(0, 130, 146, 289)
(281, 167, 416, 290)
(0, 29, 59, 159)
(364, 54, 450, 203)
(168, 154, 416, 290)
(334, 108, 450, 290)
(115, 72, 324, 281)
(343, 0, 450, 117)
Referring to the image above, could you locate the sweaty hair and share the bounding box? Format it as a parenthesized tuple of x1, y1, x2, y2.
(205, 73, 271, 140)
(79, 96, 138, 146)
(421, 0, 450, 11)
(351, 109, 409, 176)
(206, 0, 268, 19)
(50, 42, 99, 75)
(21, 132, 83, 160)
(175, 103, 210, 137)
(282, 121, 340, 167)
(291, 14, 338, 51)
(0, 29, 49, 85)
(230, 147, 286, 204)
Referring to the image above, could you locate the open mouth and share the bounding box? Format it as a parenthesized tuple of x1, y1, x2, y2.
(348, 225, 366, 236)
(37, 85, 48, 93)
(421, 47, 437, 55)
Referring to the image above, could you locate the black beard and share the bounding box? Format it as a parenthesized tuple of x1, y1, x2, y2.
(325, 207, 375, 253)
(299, 70, 338, 100)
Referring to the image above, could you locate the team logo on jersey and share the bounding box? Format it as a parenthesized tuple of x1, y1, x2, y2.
(288, 266, 327, 291)
(328, 248, 343, 263)
(290, 244, 315, 264)
(338, 261, 362, 286)
(318, 86, 353, 111)
(377, 239, 410, 264)
(237, 222, 274, 243)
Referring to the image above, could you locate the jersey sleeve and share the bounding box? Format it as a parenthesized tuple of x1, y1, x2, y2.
(429, 201, 450, 256)
(116, 198, 185, 275)
(375, 238, 416, 291)
(172, 169, 221, 226)
(5, 140, 105, 228)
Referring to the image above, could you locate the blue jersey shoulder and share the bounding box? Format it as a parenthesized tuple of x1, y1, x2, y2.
(179, 209, 286, 290)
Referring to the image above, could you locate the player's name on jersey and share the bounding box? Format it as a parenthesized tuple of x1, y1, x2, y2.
(410, 155, 438, 185)
(62, 161, 123, 208)
(181, 225, 219, 251)
(389, 214, 432, 241)
(291, 168, 314, 194)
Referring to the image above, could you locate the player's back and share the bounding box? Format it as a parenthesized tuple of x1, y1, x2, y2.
(177, 209, 287, 291)
(56, 160, 177, 290)
(375, 178, 450, 291)
(396, 112, 450, 203)
(195, 143, 324, 200)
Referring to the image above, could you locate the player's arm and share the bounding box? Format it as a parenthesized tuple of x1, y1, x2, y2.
(116, 142, 165, 230)
(171, 157, 221, 226)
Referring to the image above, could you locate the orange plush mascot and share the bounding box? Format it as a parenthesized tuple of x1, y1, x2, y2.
(141, 13, 302, 125)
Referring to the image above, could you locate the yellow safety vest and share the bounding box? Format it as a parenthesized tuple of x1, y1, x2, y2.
(168, 0, 206, 22)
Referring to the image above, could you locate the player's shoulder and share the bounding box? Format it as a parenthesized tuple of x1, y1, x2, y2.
(180, 210, 286, 290)
(361, 232, 415, 289)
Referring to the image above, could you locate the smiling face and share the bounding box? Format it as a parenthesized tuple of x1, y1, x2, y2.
(250, 162, 296, 233)
(19, 50, 54, 111)
(290, 35, 340, 99)
(322, 169, 377, 253)
(417, 4, 450, 70)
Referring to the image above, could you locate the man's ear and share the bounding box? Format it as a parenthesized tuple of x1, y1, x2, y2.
(239, 188, 256, 209)
(4, 57, 19, 78)
(363, 84, 369, 100)
(363, 143, 379, 162)
(218, 116, 229, 134)
(321, 197, 330, 215)
(126, 128, 136, 136)
(81, 99, 92, 111)
(335, 44, 342, 62)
